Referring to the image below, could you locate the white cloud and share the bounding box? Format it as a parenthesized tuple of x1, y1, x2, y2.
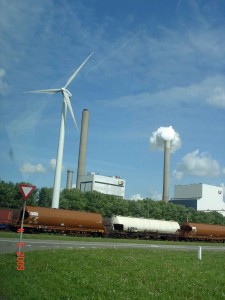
(130, 193, 143, 201)
(50, 158, 65, 171)
(173, 170, 183, 180)
(149, 190, 162, 201)
(50, 159, 56, 171)
(207, 86, 225, 108)
(20, 162, 46, 174)
(130, 191, 162, 201)
(173, 149, 222, 179)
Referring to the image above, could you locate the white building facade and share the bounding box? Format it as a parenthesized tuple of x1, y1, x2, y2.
(79, 173, 125, 198)
(170, 184, 225, 216)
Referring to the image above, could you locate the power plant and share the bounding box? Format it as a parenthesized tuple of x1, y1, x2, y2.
(162, 140, 170, 203)
(76, 109, 89, 190)
(79, 173, 125, 198)
(170, 184, 225, 217)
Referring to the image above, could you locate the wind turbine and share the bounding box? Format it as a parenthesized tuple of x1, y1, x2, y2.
(27, 52, 93, 209)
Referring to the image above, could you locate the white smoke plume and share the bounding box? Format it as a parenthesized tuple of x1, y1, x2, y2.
(150, 126, 181, 153)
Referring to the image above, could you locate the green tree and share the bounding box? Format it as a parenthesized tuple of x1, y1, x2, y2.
(38, 187, 53, 207)
(110, 196, 129, 216)
(0, 180, 18, 207)
(85, 191, 107, 214)
(0, 180, 37, 208)
(60, 188, 86, 210)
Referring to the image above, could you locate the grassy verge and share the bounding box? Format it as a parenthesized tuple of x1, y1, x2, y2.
(0, 231, 224, 247)
(0, 248, 225, 300)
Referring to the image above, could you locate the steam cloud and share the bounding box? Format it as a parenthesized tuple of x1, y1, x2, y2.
(150, 126, 181, 153)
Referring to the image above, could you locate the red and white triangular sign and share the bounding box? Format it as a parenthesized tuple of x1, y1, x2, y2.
(19, 184, 36, 201)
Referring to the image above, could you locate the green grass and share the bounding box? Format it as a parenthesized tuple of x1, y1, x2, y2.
(0, 248, 224, 300)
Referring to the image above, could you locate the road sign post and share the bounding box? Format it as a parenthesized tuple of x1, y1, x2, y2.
(17, 184, 36, 267)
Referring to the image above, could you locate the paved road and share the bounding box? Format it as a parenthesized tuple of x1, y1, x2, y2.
(1, 238, 225, 254)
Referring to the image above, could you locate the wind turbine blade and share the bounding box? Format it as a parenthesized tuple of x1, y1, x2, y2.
(64, 52, 94, 89)
(63, 93, 79, 132)
(25, 89, 61, 94)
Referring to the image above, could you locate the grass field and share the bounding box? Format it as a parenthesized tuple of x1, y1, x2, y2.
(0, 247, 224, 300)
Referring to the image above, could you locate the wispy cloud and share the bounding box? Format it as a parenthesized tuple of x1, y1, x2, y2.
(105, 75, 225, 109)
(207, 86, 225, 108)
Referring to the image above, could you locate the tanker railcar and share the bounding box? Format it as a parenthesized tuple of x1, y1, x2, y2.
(108, 215, 180, 240)
(179, 222, 225, 242)
(15, 206, 106, 236)
(0, 208, 19, 230)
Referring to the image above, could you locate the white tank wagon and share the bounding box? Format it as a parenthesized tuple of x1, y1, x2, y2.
(110, 215, 180, 237)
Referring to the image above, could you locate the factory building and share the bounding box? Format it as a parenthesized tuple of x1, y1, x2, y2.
(78, 173, 125, 198)
(170, 184, 225, 216)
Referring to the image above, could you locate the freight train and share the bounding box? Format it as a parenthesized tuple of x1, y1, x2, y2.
(0, 208, 19, 229)
(1, 206, 225, 242)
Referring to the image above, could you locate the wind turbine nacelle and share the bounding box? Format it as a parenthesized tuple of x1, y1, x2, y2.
(61, 88, 72, 98)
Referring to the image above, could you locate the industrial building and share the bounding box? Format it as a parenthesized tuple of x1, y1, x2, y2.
(170, 183, 225, 216)
(79, 173, 125, 198)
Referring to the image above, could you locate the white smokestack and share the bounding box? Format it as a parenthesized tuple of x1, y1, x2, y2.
(162, 140, 170, 202)
(150, 126, 181, 202)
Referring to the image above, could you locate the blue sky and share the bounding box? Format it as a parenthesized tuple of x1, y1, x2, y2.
(0, 0, 225, 200)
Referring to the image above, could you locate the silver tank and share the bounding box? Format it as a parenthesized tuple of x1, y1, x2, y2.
(111, 215, 180, 234)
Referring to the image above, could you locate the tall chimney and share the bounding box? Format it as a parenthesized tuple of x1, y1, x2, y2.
(162, 140, 170, 203)
(76, 109, 89, 189)
(66, 170, 73, 189)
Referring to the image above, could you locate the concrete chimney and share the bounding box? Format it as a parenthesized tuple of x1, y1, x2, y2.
(66, 170, 73, 189)
(76, 109, 89, 189)
(162, 140, 170, 203)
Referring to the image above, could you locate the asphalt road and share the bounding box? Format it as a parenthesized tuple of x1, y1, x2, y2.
(1, 238, 225, 254)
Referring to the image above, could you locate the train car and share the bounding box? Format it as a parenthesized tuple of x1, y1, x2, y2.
(179, 222, 225, 242)
(0, 208, 19, 229)
(15, 206, 106, 236)
(108, 215, 180, 239)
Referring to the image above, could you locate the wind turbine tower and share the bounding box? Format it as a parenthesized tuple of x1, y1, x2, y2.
(27, 53, 93, 208)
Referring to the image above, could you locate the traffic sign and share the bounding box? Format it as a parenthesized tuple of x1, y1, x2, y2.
(19, 184, 36, 201)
